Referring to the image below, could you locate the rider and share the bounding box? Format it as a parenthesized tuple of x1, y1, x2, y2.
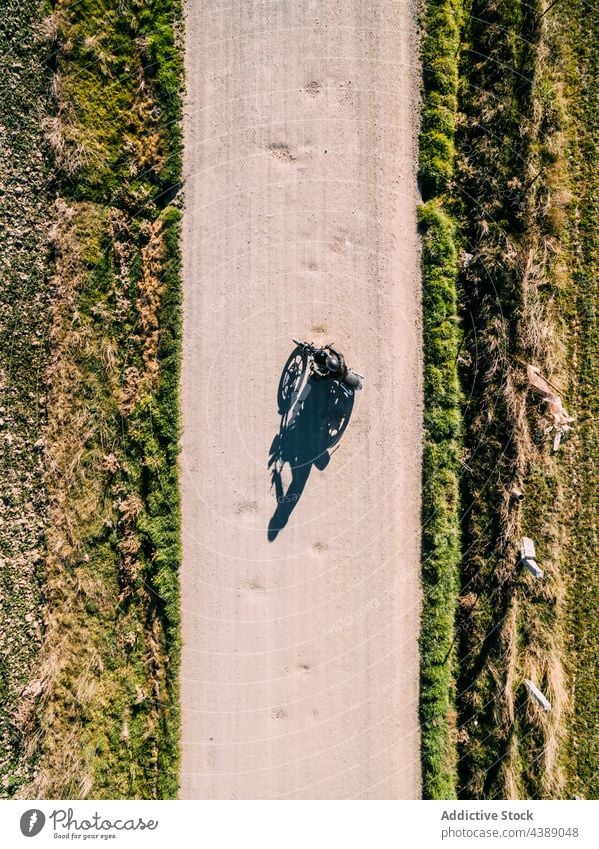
(312, 345, 347, 381)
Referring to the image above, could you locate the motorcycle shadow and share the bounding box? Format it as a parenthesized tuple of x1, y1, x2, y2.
(267, 367, 355, 542)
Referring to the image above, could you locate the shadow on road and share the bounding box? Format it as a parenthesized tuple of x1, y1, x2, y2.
(267, 347, 355, 542)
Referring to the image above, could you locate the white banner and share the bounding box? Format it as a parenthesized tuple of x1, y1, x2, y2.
(0, 800, 596, 849)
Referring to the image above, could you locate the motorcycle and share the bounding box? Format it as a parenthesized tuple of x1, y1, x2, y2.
(277, 338, 363, 417)
(269, 341, 360, 540)
(292, 339, 364, 390)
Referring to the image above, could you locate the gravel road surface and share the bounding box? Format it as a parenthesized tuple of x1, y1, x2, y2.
(180, 0, 422, 799)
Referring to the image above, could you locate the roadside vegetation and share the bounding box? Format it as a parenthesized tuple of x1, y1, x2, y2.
(454, 0, 568, 799)
(454, 0, 599, 800)
(419, 0, 598, 799)
(418, 0, 463, 800)
(29, 0, 183, 798)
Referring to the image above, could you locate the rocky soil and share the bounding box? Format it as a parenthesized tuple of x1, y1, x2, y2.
(0, 0, 50, 797)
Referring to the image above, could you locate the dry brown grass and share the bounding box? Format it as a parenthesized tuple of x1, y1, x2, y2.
(456, 5, 575, 798)
(30, 189, 180, 797)
(512, 36, 573, 791)
(137, 220, 165, 383)
(28, 202, 130, 797)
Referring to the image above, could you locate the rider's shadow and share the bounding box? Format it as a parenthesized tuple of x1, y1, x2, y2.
(267, 348, 355, 542)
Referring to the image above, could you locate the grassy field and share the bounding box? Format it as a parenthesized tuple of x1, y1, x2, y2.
(28, 0, 184, 798)
(454, 0, 546, 800)
(455, 0, 599, 800)
(452, 0, 580, 800)
(420, 0, 598, 799)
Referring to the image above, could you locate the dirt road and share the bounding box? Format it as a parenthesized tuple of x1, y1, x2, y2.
(180, 0, 422, 799)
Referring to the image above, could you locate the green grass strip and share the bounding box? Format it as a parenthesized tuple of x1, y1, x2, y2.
(418, 0, 463, 799)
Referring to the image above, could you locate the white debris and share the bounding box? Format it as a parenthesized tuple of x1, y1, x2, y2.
(527, 365, 574, 451)
(519, 537, 544, 578)
(524, 679, 552, 712)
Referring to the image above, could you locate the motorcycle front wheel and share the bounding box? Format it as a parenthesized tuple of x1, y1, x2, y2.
(277, 346, 308, 415)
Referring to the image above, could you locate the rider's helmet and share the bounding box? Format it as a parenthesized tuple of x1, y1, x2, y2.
(325, 353, 341, 372)
(344, 371, 361, 389)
